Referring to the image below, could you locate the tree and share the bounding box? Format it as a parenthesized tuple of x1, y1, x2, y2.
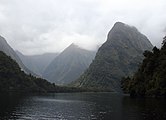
(121, 36, 166, 97)
(162, 36, 166, 45)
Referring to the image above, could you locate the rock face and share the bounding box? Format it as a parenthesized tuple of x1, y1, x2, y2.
(16, 51, 58, 76)
(43, 43, 96, 85)
(72, 22, 153, 92)
(0, 36, 34, 75)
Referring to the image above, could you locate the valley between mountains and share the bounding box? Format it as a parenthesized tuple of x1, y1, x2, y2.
(0, 22, 166, 97)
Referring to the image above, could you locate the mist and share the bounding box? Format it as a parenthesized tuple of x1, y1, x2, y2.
(0, 0, 165, 55)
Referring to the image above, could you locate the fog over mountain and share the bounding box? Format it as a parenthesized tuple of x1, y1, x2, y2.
(43, 44, 96, 84)
(16, 51, 58, 76)
(72, 22, 153, 92)
(0, 0, 165, 55)
(0, 36, 35, 75)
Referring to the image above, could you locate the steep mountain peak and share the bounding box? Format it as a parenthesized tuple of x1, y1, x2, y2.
(66, 43, 79, 49)
(60, 43, 88, 57)
(109, 22, 137, 37)
(65, 43, 79, 51)
(106, 22, 152, 52)
(114, 21, 125, 27)
(72, 22, 153, 92)
(43, 43, 96, 84)
(110, 22, 129, 33)
(69, 43, 78, 47)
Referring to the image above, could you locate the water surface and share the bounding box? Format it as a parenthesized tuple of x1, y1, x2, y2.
(0, 92, 165, 120)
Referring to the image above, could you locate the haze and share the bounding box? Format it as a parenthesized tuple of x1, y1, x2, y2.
(0, 0, 165, 55)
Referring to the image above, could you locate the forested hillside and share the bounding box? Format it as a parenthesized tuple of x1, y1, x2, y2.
(122, 37, 166, 97)
(0, 51, 81, 93)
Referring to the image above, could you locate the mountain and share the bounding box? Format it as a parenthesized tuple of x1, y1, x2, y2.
(72, 22, 153, 92)
(0, 51, 55, 92)
(0, 51, 86, 92)
(43, 43, 96, 85)
(0, 36, 34, 75)
(16, 51, 58, 76)
(121, 38, 166, 97)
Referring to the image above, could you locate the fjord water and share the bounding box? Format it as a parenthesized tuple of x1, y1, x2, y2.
(0, 93, 165, 120)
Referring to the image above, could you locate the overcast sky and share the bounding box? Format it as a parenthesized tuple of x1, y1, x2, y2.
(0, 0, 165, 55)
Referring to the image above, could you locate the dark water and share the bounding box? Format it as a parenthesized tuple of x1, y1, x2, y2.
(0, 92, 165, 120)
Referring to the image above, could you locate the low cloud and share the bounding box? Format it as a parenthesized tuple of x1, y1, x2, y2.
(0, 0, 165, 55)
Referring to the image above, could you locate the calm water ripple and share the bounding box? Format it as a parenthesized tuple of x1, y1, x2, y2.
(0, 92, 165, 120)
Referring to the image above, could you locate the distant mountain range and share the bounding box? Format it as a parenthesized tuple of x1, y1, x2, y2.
(16, 51, 58, 76)
(0, 50, 56, 92)
(0, 36, 35, 75)
(0, 36, 85, 93)
(0, 22, 155, 93)
(72, 22, 153, 92)
(0, 50, 85, 92)
(43, 43, 96, 85)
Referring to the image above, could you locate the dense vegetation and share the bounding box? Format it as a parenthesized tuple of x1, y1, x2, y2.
(121, 37, 166, 97)
(0, 35, 36, 76)
(0, 51, 85, 93)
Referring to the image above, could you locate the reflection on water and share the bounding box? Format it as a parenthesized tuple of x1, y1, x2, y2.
(0, 92, 165, 120)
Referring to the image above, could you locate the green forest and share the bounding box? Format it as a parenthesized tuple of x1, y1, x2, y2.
(0, 51, 84, 93)
(121, 36, 166, 97)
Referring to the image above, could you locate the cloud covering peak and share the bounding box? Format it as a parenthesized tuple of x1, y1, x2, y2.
(0, 0, 165, 55)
